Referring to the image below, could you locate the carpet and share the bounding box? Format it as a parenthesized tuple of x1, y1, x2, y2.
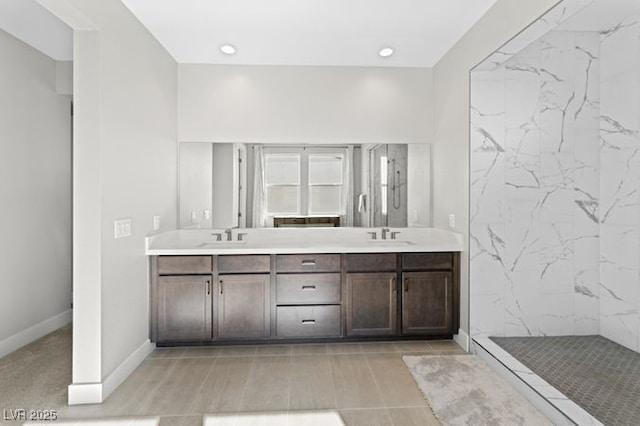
(403, 355, 551, 426)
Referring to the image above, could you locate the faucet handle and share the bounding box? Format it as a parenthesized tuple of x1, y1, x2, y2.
(211, 232, 222, 241)
(391, 231, 401, 240)
(237, 232, 248, 241)
(367, 231, 377, 240)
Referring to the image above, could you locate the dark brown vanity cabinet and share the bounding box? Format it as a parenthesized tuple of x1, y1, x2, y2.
(275, 254, 342, 338)
(150, 251, 459, 344)
(401, 272, 452, 335)
(345, 253, 398, 336)
(217, 255, 271, 339)
(401, 253, 458, 336)
(217, 274, 270, 339)
(153, 256, 213, 342)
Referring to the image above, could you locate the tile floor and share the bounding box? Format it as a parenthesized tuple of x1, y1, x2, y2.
(57, 341, 465, 425)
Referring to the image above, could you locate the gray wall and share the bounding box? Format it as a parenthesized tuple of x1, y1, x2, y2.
(0, 28, 72, 355)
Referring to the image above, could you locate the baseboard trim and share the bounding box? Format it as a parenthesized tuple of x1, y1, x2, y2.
(67, 382, 102, 405)
(102, 339, 155, 400)
(0, 310, 72, 359)
(453, 328, 470, 352)
(68, 339, 155, 405)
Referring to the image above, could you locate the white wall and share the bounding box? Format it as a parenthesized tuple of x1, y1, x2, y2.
(45, 0, 178, 402)
(0, 28, 72, 356)
(432, 0, 560, 337)
(178, 64, 434, 144)
(407, 144, 431, 227)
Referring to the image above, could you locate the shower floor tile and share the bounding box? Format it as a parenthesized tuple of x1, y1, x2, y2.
(490, 335, 640, 426)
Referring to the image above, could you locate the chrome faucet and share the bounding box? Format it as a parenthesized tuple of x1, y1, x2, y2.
(224, 228, 232, 241)
(381, 227, 390, 240)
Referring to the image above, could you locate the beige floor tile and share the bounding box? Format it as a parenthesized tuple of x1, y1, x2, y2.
(393, 341, 431, 353)
(238, 355, 292, 412)
(290, 344, 328, 355)
(189, 356, 254, 414)
(339, 409, 393, 426)
(256, 345, 292, 356)
(218, 345, 257, 357)
(181, 346, 221, 358)
(426, 340, 465, 353)
(160, 415, 203, 426)
(140, 357, 215, 416)
(149, 347, 187, 359)
(387, 407, 440, 426)
(365, 353, 427, 408)
(359, 342, 399, 353)
(330, 354, 384, 409)
(327, 343, 364, 354)
(289, 355, 337, 410)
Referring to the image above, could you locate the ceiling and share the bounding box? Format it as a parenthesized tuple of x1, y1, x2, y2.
(121, 0, 499, 67)
(0, 0, 500, 67)
(0, 0, 72, 61)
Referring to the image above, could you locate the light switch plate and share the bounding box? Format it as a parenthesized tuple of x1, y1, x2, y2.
(114, 218, 132, 239)
(153, 215, 160, 231)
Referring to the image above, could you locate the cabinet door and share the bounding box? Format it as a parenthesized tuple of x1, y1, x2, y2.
(218, 274, 270, 339)
(346, 273, 397, 336)
(157, 275, 212, 341)
(402, 272, 452, 335)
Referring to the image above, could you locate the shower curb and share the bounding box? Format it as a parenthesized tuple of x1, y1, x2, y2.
(472, 337, 603, 426)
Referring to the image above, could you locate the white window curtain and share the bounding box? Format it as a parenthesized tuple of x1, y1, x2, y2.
(252, 145, 267, 227)
(342, 145, 354, 226)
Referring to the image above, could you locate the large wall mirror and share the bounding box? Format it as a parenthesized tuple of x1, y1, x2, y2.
(179, 142, 431, 229)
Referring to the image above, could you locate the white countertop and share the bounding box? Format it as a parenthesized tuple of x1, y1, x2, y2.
(145, 227, 463, 255)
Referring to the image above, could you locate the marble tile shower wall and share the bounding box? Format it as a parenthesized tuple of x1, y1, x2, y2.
(599, 14, 640, 352)
(470, 31, 602, 339)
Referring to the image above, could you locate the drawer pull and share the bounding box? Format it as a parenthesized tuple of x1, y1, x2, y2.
(301, 319, 316, 325)
(206, 280, 211, 295)
(220, 280, 224, 294)
(302, 285, 316, 291)
(301, 259, 317, 266)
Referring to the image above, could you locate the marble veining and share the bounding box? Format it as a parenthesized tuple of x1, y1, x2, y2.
(472, 2, 640, 354)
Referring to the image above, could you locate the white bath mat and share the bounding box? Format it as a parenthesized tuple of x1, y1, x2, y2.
(403, 355, 551, 425)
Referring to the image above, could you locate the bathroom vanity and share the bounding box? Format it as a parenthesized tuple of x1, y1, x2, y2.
(146, 228, 462, 345)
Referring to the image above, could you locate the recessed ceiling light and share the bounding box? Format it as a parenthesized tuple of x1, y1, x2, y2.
(379, 47, 394, 58)
(220, 44, 236, 55)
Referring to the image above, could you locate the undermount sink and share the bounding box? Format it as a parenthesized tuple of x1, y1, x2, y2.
(366, 240, 414, 245)
(198, 241, 247, 248)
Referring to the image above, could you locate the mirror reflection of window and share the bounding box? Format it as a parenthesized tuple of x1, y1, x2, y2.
(263, 147, 347, 218)
(264, 154, 301, 214)
(308, 154, 344, 215)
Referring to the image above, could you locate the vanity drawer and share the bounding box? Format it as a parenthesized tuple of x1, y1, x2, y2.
(345, 253, 397, 272)
(158, 256, 212, 275)
(218, 255, 271, 273)
(276, 273, 341, 305)
(276, 305, 341, 337)
(402, 253, 453, 271)
(276, 254, 341, 273)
